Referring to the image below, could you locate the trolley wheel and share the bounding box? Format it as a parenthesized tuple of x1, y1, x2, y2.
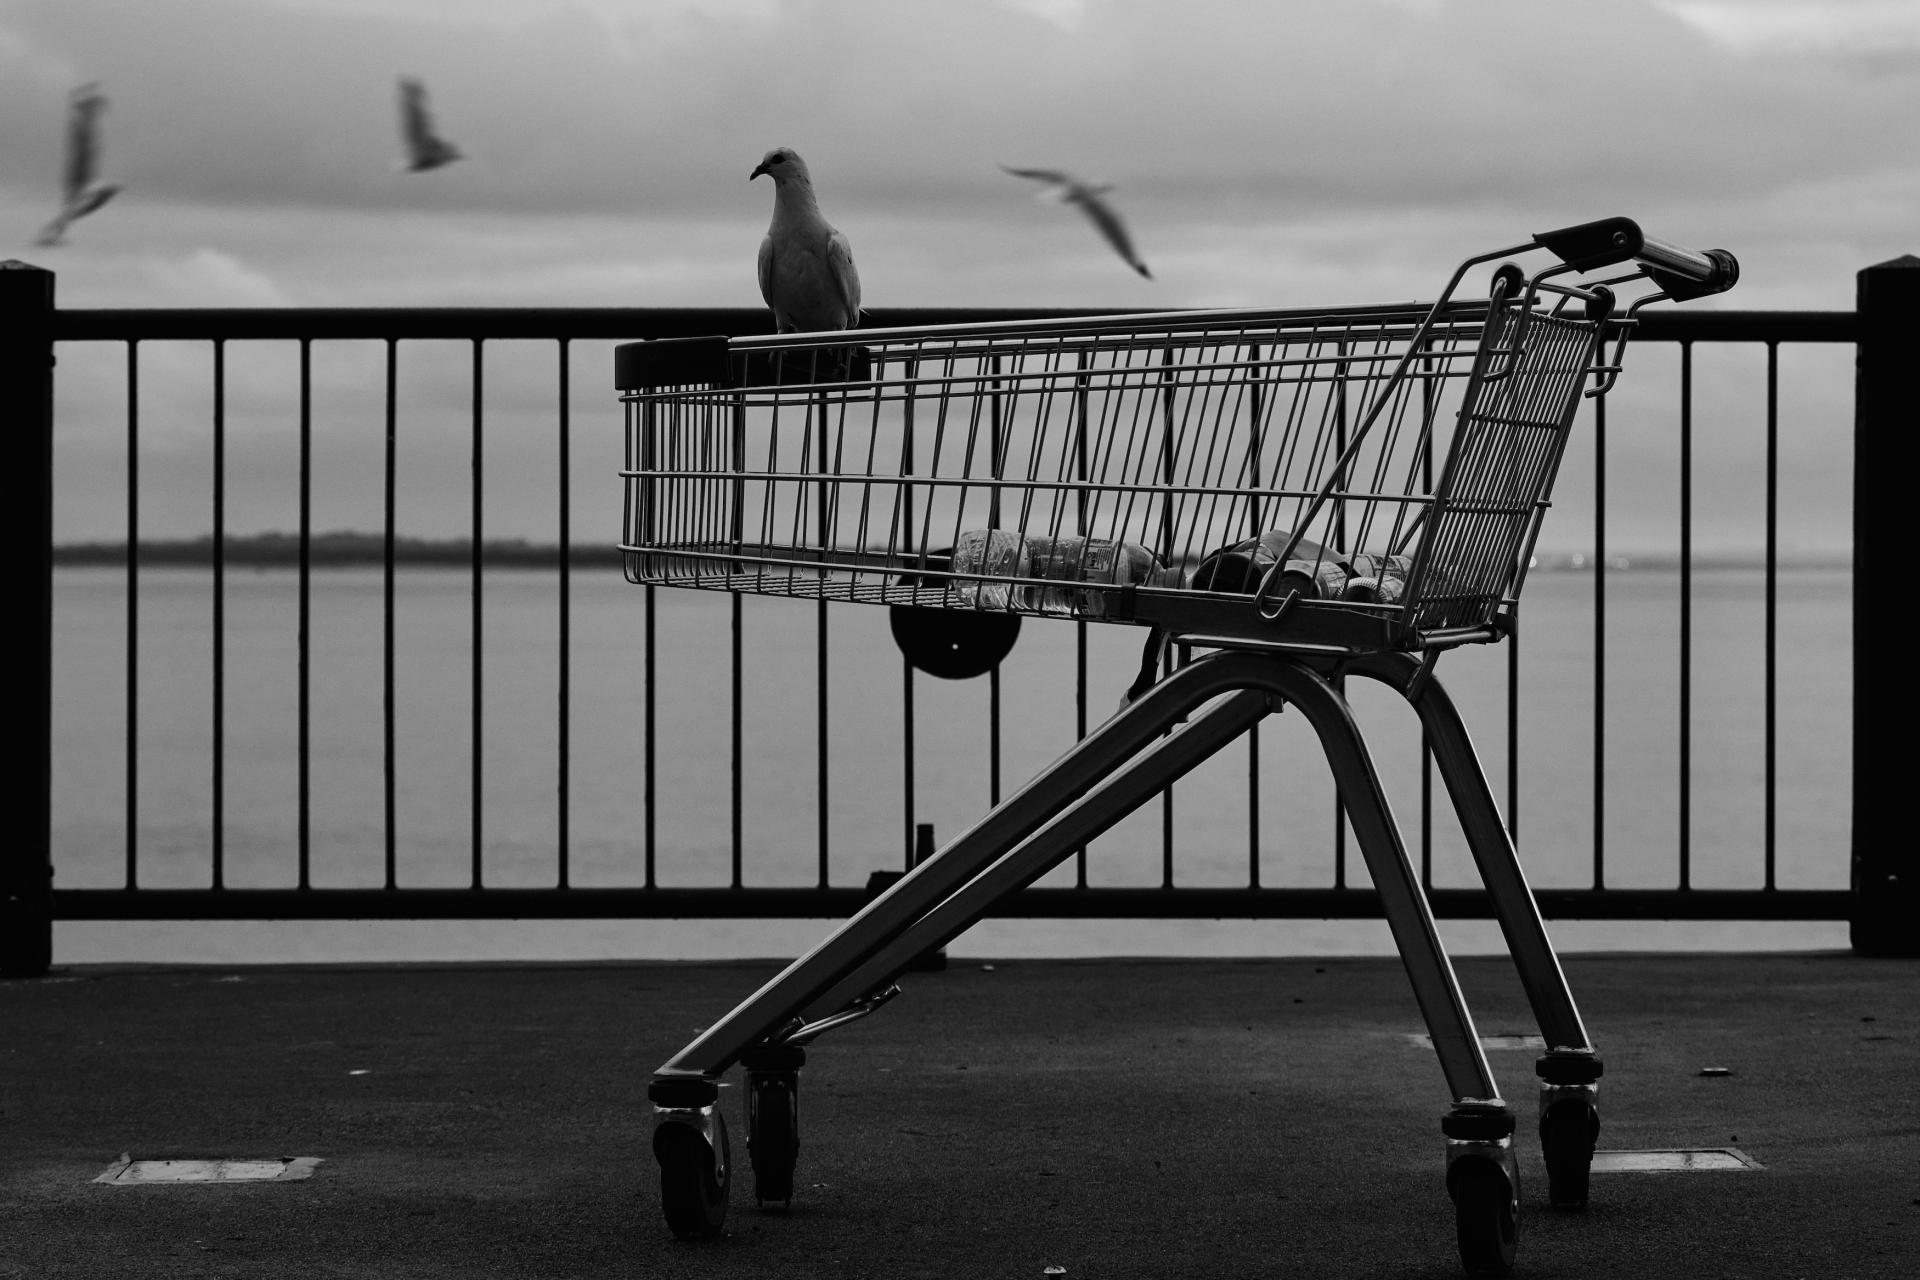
(747, 1075, 799, 1206)
(654, 1112, 731, 1239)
(1540, 1097, 1600, 1209)
(1447, 1155, 1518, 1277)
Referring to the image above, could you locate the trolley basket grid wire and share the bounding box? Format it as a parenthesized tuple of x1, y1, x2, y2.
(618, 252, 1671, 655)
(618, 217, 1739, 1272)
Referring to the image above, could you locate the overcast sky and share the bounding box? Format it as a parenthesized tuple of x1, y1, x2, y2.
(5, 0, 1911, 551)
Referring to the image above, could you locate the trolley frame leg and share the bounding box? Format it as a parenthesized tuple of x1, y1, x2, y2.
(654, 651, 1281, 1079)
(1349, 652, 1595, 1055)
(1275, 659, 1502, 1105)
(1351, 651, 1603, 1211)
(654, 648, 1504, 1110)
(805, 687, 1276, 1017)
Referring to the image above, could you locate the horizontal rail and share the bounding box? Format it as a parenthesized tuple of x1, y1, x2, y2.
(49, 306, 1120, 343)
(50, 887, 1850, 921)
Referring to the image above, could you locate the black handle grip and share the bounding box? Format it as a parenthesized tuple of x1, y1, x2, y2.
(1533, 217, 1738, 298)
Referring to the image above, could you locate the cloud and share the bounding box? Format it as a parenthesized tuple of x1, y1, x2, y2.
(4, 0, 1913, 228)
(1659, 0, 1920, 55)
(131, 246, 297, 307)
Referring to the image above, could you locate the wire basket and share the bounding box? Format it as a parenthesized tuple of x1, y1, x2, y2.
(618, 218, 1736, 655)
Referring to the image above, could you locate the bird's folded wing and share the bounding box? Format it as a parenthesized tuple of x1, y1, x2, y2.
(827, 229, 861, 323)
(757, 234, 777, 311)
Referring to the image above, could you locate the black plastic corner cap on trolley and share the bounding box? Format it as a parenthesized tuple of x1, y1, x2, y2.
(614, 336, 875, 391)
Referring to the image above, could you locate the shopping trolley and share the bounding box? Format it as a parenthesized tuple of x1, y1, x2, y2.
(615, 216, 1737, 1274)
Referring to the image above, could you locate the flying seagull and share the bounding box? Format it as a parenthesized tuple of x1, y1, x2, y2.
(750, 147, 862, 332)
(34, 84, 120, 248)
(397, 76, 462, 172)
(1000, 164, 1151, 279)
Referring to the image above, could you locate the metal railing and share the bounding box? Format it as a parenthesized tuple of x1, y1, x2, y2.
(5, 259, 1915, 975)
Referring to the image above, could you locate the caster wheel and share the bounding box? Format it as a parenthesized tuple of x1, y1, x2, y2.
(1540, 1097, 1600, 1209)
(747, 1075, 799, 1206)
(654, 1111, 730, 1239)
(1448, 1155, 1517, 1277)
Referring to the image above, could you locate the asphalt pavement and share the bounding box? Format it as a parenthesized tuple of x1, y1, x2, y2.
(3, 951, 1915, 1278)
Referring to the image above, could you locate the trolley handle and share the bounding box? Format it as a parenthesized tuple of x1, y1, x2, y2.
(1533, 216, 1739, 300)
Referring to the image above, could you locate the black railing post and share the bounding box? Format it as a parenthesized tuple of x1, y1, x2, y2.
(0, 262, 55, 977)
(1851, 255, 1920, 957)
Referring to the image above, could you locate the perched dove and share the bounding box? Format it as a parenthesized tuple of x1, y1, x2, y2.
(397, 76, 462, 172)
(750, 147, 862, 332)
(34, 84, 120, 248)
(1000, 164, 1151, 279)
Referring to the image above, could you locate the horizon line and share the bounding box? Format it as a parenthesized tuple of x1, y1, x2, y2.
(50, 532, 1853, 572)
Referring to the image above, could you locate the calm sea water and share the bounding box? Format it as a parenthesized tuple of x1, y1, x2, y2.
(50, 564, 1853, 964)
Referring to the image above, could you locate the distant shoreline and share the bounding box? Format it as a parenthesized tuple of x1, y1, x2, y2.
(52, 533, 625, 568)
(50, 533, 1850, 573)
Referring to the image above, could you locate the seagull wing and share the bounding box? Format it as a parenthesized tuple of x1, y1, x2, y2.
(63, 86, 106, 205)
(399, 78, 432, 153)
(399, 77, 463, 170)
(1073, 189, 1152, 279)
(826, 227, 861, 327)
(999, 164, 1071, 187)
(69, 186, 118, 220)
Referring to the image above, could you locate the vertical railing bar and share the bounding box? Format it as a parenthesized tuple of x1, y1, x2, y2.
(124, 340, 139, 891)
(1074, 349, 1090, 886)
(1678, 340, 1692, 891)
(556, 339, 572, 890)
(902, 650, 916, 871)
(382, 339, 398, 891)
(1764, 340, 1779, 892)
(1592, 380, 1607, 891)
(987, 356, 1003, 813)
(1, 264, 56, 976)
(1507, 619, 1520, 843)
(470, 337, 484, 891)
(297, 337, 312, 891)
(1076, 621, 1089, 888)
(988, 664, 1002, 807)
(816, 393, 830, 890)
(644, 583, 656, 889)
(1332, 668, 1347, 890)
(901, 382, 917, 871)
(1159, 348, 1176, 889)
(1162, 641, 1178, 890)
(733, 593, 744, 890)
(1419, 341, 1435, 888)
(1331, 339, 1348, 892)
(1246, 722, 1261, 890)
(210, 339, 226, 891)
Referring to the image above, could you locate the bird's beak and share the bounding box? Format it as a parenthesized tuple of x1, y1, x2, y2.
(749, 163, 769, 181)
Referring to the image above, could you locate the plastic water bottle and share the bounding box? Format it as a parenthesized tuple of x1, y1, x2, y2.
(950, 531, 1163, 616)
(1019, 535, 1154, 618)
(948, 529, 1029, 609)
